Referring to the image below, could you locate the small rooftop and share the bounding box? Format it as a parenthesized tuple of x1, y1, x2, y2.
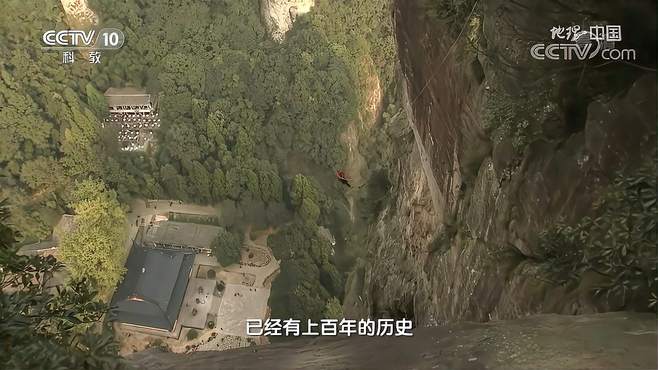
(18, 214, 76, 256)
(143, 221, 221, 252)
(104, 87, 151, 107)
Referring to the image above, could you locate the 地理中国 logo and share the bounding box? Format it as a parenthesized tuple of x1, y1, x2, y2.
(41, 28, 125, 65)
(530, 24, 636, 61)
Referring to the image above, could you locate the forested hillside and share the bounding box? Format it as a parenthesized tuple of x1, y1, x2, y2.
(0, 0, 395, 321)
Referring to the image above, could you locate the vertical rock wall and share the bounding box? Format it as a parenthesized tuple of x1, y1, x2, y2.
(61, 0, 98, 28)
(358, 0, 657, 325)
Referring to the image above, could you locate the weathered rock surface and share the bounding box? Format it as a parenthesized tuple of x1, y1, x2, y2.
(60, 0, 98, 28)
(131, 313, 657, 370)
(260, 0, 314, 41)
(359, 0, 656, 325)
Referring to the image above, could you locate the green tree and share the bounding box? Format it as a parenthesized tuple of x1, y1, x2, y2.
(160, 164, 187, 201)
(0, 201, 124, 370)
(19, 157, 68, 193)
(269, 257, 329, 323)
(268, 222, 341, 322)
(290, 174, 319, 208)
(85, 83, 108, 120)
(187, 161, 212, 203)
(59, 88, 104, 178)
(191, 98, 208, 122)
(299, 197, 320, 224)
(0, 75, 52, 167)
(58, 180, 127, 294)
(289, 174, 331, 224)
(211, 168, 229, 202)
(320, 262, 344, 297)
(258, 168, 283, 204)
(241, 167, 260, 200)
(323, 297, 343, 319)
(211, 228, 242, 266)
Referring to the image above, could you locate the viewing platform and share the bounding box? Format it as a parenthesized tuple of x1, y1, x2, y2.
(103, 87, 161, 151)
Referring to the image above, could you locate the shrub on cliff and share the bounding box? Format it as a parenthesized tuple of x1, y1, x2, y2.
(539, 162, 657, 309)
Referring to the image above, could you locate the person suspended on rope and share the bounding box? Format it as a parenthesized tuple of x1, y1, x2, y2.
(336, 170, 352, 187)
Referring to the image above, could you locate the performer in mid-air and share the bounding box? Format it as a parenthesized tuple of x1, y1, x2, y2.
(336, 170, 351, 187)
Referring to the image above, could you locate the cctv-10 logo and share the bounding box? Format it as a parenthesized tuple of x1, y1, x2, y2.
(41, 28, 125, 49)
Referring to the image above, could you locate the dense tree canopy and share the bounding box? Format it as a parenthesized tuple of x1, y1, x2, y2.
(267, 174, 345, 321)
(0, 202, 124, 370)
(0, 0, 394, 236)
(0, 1, 124, 241)
(0, 0, 395, 325)
(269, 219, 344, 322)
(58, 180, 128, 294)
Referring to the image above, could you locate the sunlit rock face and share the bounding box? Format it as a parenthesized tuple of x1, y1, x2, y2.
(61, 0, 98, 27)
(261, 0, 314, 42)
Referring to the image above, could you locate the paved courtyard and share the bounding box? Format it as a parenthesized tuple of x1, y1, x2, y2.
(117, 203, 280, 354)
(215, 284, 270, 337)
(179, 278, 217, 329)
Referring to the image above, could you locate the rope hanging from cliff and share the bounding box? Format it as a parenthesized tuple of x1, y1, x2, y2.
(391, 0, 480, 121)
(410, 0, 480, 106)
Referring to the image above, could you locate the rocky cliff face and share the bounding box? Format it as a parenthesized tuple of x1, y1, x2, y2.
(357, 0, 657, 325)
(260, 0, 314, 41)
(128, 1, 657, 368)
(60, 0, 98, 28)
